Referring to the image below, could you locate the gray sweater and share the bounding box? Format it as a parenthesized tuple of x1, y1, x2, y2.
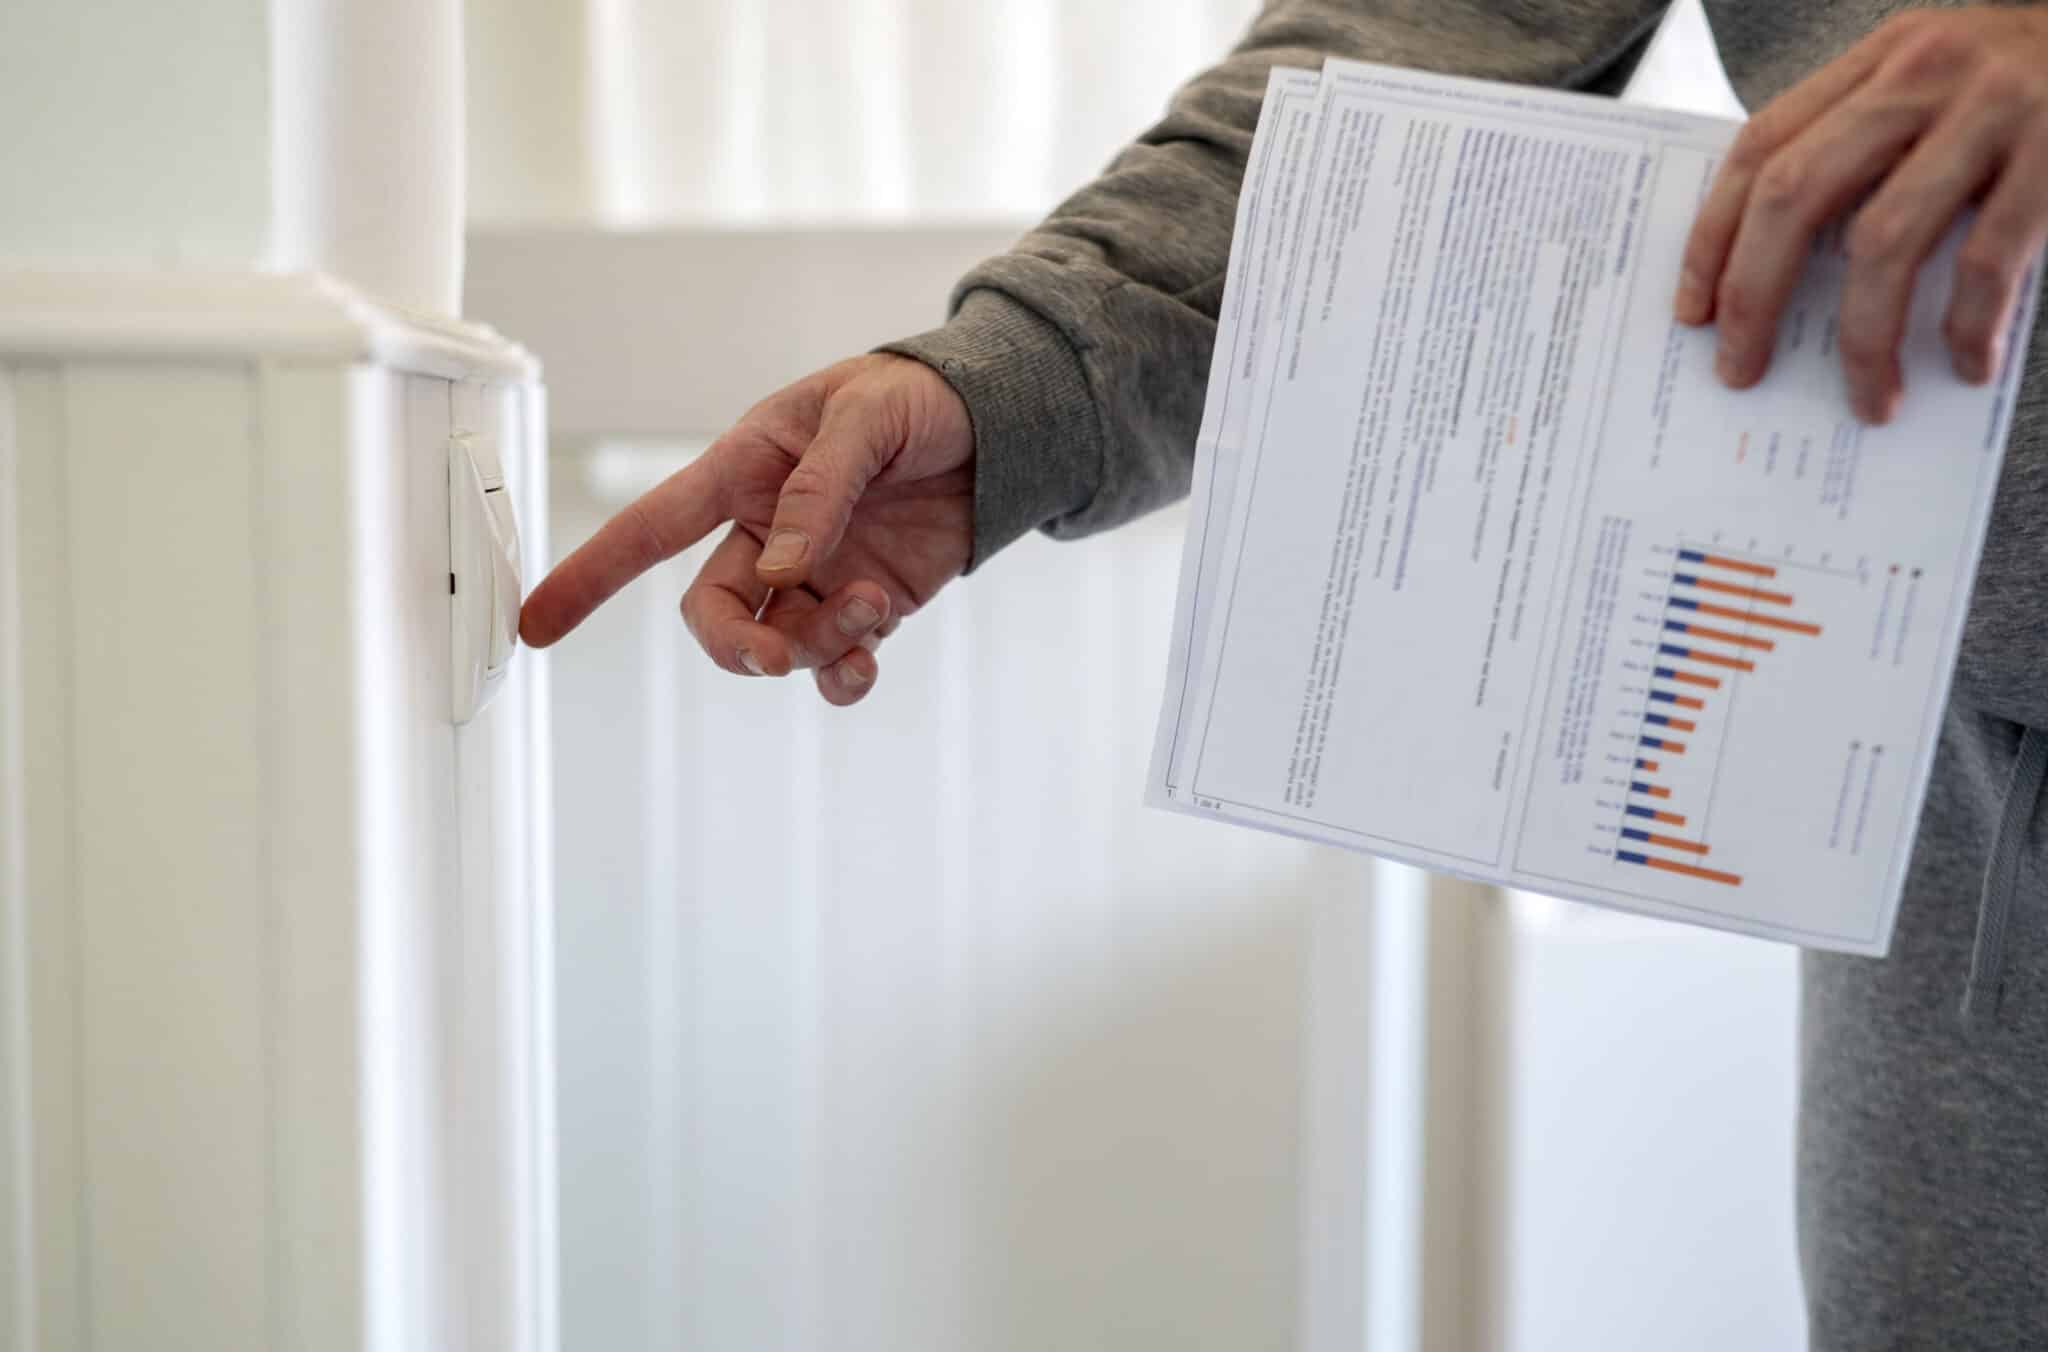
(887, 2, 2048, 1346)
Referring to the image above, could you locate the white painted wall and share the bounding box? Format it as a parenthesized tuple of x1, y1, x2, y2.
(542, 446, 1414, 1351)
(0, 277, 553, 1352)
(0, 0, 465, 315)
(1490, 900, 1804, 1352)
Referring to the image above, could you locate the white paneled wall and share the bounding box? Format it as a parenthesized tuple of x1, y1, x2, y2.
(546, 446, 1405, 1352)
(0, 276, 554, 1352)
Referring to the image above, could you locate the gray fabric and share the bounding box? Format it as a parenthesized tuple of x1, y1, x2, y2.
(1964, 726, 2048, 1027)
(881, 1, 2048, 1346)
(1802, 707, 2048, 1350)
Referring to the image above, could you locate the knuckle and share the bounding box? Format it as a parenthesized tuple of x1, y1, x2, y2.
(777, 462, 837, 508)
(1890, 26, 1971, 83)
(1753, 157, 1811, 215)
(1955, 244, 2014, 294)
(1973, 60, 2035, 112)
(1878, 7, 1933, 39)
(1845, 208, 1910, 267)
(1726, 119, 1777, 171)
(621, 500, 672, 564)
(677, 590, 706, 645)
(1716, 280, 1762, 325)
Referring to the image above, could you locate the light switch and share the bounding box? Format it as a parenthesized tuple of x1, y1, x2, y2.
(450, 431, 521, 723)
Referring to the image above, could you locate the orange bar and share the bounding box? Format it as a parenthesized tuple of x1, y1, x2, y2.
(1646, 809, 1687, 826)
(1684, 575, 1796, 606)
(1696, 552, 1777, 578)
(1677, 623, 1776, 651)
(1632, 783, 1672, 799)
(1664, 693, 1705, 710)
(1662, 716, 1697, 733)
(1643, 855, 1742, 886)
(1638, 759, 1660, 772)
(1643, 833, 1711, 856)
(1665, 669, 1721, 690)
(1663, 740, 1689, 754)
(1691, 600, 1822, 636)
(1684, 650, 1756, 673)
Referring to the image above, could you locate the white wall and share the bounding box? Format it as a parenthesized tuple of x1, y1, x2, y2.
(0, 282, 553, 1351)
(545, 445, 1400, 1351)
(1490, 900, 1804, 1352)
(0, 0, 271, 268)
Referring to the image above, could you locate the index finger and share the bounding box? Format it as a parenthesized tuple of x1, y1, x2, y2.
(520, 453, 730, 647)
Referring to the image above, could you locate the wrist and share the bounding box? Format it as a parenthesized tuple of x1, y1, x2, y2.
(879, 289, 1102, 570)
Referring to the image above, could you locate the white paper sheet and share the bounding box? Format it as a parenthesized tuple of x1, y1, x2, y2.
(1147, 61, 2042, 954)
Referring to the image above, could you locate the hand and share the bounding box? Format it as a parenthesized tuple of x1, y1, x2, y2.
(1675, 6, 2048, 422)
(519, 353, 975, 706)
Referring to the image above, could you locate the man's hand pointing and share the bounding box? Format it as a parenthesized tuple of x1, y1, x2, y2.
(520, 353, 975, 707)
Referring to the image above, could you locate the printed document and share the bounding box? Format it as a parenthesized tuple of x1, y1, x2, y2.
(1147, 62, 2041, 954)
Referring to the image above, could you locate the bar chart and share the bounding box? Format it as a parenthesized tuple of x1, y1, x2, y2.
(1608, 545, 1828, 891)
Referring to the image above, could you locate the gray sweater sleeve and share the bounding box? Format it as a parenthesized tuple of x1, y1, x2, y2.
(882, 0, 1667, 568)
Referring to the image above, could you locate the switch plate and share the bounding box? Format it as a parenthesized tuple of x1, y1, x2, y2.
(450, 430, 521, 723)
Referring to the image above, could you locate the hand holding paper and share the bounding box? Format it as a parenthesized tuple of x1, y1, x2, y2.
(1148, 60, 2041, 953)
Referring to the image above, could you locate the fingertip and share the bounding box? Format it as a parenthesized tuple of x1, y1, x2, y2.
(1951, 341, 1998, 386)
(1859, 386, 1902, 426)
(1673, 271, 1713, 326)
(816, 649, 878, 706)
(754, 528, 813, 585)
(745, 637, 796, 678)
(834, 581, 892, 637)
(1714, 345, 1765, 390)
(518, 598, 563, 649)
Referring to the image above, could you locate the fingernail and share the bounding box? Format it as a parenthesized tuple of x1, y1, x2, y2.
(837, 596, 880, 636)
(738, 648, 766, 676)
(835, 658, 870, 689)
(759, 529, 809, 573)
(1715, 346, 1746, 387)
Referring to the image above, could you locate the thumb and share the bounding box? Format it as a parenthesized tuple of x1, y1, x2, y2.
(755, 389, 896, 588)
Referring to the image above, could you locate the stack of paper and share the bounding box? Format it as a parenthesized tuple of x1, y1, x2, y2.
(1146, 61, 2040, 953)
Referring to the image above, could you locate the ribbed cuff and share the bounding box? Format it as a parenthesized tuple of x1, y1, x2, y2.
(879, 289, 1101, 571)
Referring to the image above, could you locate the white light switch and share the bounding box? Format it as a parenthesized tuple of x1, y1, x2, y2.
(450, 430, 521, 723)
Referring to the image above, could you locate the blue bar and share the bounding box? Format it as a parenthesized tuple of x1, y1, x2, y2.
(1635, 758, 1654, 770)
(1621, 827, 1651, 843)
(1625, 805, 1659, 821)
(1669, 596, 1700, 611)
(1617, 849, 1651, 865)
(1674, 572, 1701, 587)
(1641, 735, 1668, 750)
(1629, 781, 1656, 795)
(1660, 643, 1692, 659)
(1654, 666, 1680, 679)
(1645, 712, 1676, 727)
(1663, 619, 1690, 634)
(1650, 690, 1679, 705)
(1677, 549, 1707, 564)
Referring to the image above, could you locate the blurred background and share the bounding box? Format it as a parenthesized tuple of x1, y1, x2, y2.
(462, 2, 1804, 1350)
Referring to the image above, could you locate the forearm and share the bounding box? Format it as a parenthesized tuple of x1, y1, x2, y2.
(885, 0, 1669, 567)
